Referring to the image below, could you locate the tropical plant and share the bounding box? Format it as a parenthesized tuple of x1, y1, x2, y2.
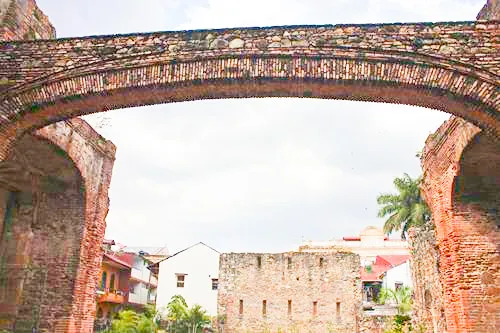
(96, 307, 159, 333)
(164, 295, 211, 333)
(377, 173, 431, 240)
(378, 286, 414, 333)
(377, 286, 412, 315)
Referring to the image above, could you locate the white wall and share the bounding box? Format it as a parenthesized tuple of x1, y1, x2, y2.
(156, 243, 220, 316)
(383, 261, 412, 290)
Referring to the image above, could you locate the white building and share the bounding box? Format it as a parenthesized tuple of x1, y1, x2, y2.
(155, 242, 220, 316)
(128, 254, 158, 306)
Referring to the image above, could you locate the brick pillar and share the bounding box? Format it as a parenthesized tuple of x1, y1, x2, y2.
(421, 117, 499, 333)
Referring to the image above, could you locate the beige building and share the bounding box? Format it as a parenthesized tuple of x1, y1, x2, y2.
(217, 252, 362, 333)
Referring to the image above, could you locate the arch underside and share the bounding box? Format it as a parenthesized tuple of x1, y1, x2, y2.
(0, 53, 499, 139)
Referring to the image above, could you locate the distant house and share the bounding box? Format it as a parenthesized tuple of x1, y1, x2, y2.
(154, 242, 220, 316)
(361, 254, 411, 315)
(297, 226, 412, 313)
(95, 240, 132, 328)
(95, 240, 166, 330)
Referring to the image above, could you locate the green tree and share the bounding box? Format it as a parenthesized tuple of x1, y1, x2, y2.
(377, 173, 431, 240)
(164, 295, 211, 333)
(377, 286, 412, 315)
(96, 307, 159, 333)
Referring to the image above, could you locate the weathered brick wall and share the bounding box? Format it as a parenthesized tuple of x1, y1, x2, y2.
(0, 20, 498, 149)
(218, 252, 362, 333)
(0, 0, 55, 40)
(0, 120, 116, 333)
(0, 3, 116, 332)
(35, 120, 116, 333)
(421, 117, 499, 333)
(0, 133, 85, 332)
(408, 227, 446, 333)
(477, 0, 500, 20)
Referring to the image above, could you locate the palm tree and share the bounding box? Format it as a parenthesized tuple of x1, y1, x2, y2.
(185, 304, 211, 333)
(377, 173, 431, 240)
(165, 295, 211, 333)
(377, 286, 412, 315)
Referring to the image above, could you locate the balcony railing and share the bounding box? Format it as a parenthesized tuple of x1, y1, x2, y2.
(96, 288, 126, 304)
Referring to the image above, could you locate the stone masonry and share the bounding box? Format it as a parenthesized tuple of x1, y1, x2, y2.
(0, 20, 498, 151)
(477, 0, 500, 20)
(421, 117, 499, 333)
(0, 2, 116, 332)
(218, 252, 362, 333)
(408, 226, 446, 333)
(0, 0, 55, 40)
(0, 1, 498, 332)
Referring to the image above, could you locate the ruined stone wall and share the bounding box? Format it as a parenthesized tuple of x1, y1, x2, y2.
(0, 0, 55, 40)
(0, 3, 116, 331)
(218, 252, 362, 333)
(0, 120, 116, 333)
(0, 134, 85, 332)
(421, 117, 499, 333)
(477, 0, 500, 20)
(408, 227, 446, 333)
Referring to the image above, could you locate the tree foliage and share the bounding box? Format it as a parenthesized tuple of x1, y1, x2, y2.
(377, 286, 412, 315)
(164, 295, 211, 333)
(377, 173, 431, 240)
(97, 305, 159, 333)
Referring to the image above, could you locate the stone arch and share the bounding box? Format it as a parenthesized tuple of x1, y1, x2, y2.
(0, 132, 86, 332)
(421, 117, 499, 333)
(0, 46, 498, 157)
(450, 131, 499, 332)
(0, 118, 115, 333)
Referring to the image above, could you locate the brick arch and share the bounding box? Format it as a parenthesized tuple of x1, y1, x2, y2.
(0, 131, 86, 332)
(0, 22, 499, 157)
(1, 51, 499, 142)
(0, 119, 115, 332)
(450, 131, 500, 333)
(421, 118, 499, 333)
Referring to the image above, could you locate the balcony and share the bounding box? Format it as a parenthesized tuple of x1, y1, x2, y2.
(97, 288, 126, 304)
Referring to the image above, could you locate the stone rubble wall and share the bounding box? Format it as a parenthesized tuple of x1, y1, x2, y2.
(477, 0, 500, 20)
(408, 227, 446, 333)
(0, 0, 55, 40)
(218, 252, 362, 333)
(421, 117, 499, 333)
(0, 2, 116, 332)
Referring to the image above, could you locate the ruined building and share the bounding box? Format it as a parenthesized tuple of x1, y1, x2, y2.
(217, 252, 362, 333)
(0, 1, 115, 331)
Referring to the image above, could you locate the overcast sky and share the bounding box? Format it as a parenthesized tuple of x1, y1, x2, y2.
(37, 0, 485, 254)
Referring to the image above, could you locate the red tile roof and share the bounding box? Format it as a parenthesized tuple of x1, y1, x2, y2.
(361, 255, 410, 282)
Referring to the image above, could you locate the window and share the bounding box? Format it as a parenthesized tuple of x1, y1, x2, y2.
(109, 273, 115, 292)
(319, 257, 324, 267)
(288, 300, 292, 316)
(257, 256, 262, 268)
(100, 271, 107, 290)
(336, 301, 341, 317)
(313, 301, 318, 316)
(212, 278, 219, 290)
(239, 300, 244, 315)
(262, 300, 267, 317)
(395, 282, 403, 291)
(129, 283, 136, 294)
(287, 257, 292, 269)
(176, 274, 186, 288)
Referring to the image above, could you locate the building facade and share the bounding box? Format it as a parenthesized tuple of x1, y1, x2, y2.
(298, 226, 413, 318)
(155, 242, 220, 316)
(95, 240, 161, 330)
(218, 252, 362, 333)
(299, 226, 409, 266)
